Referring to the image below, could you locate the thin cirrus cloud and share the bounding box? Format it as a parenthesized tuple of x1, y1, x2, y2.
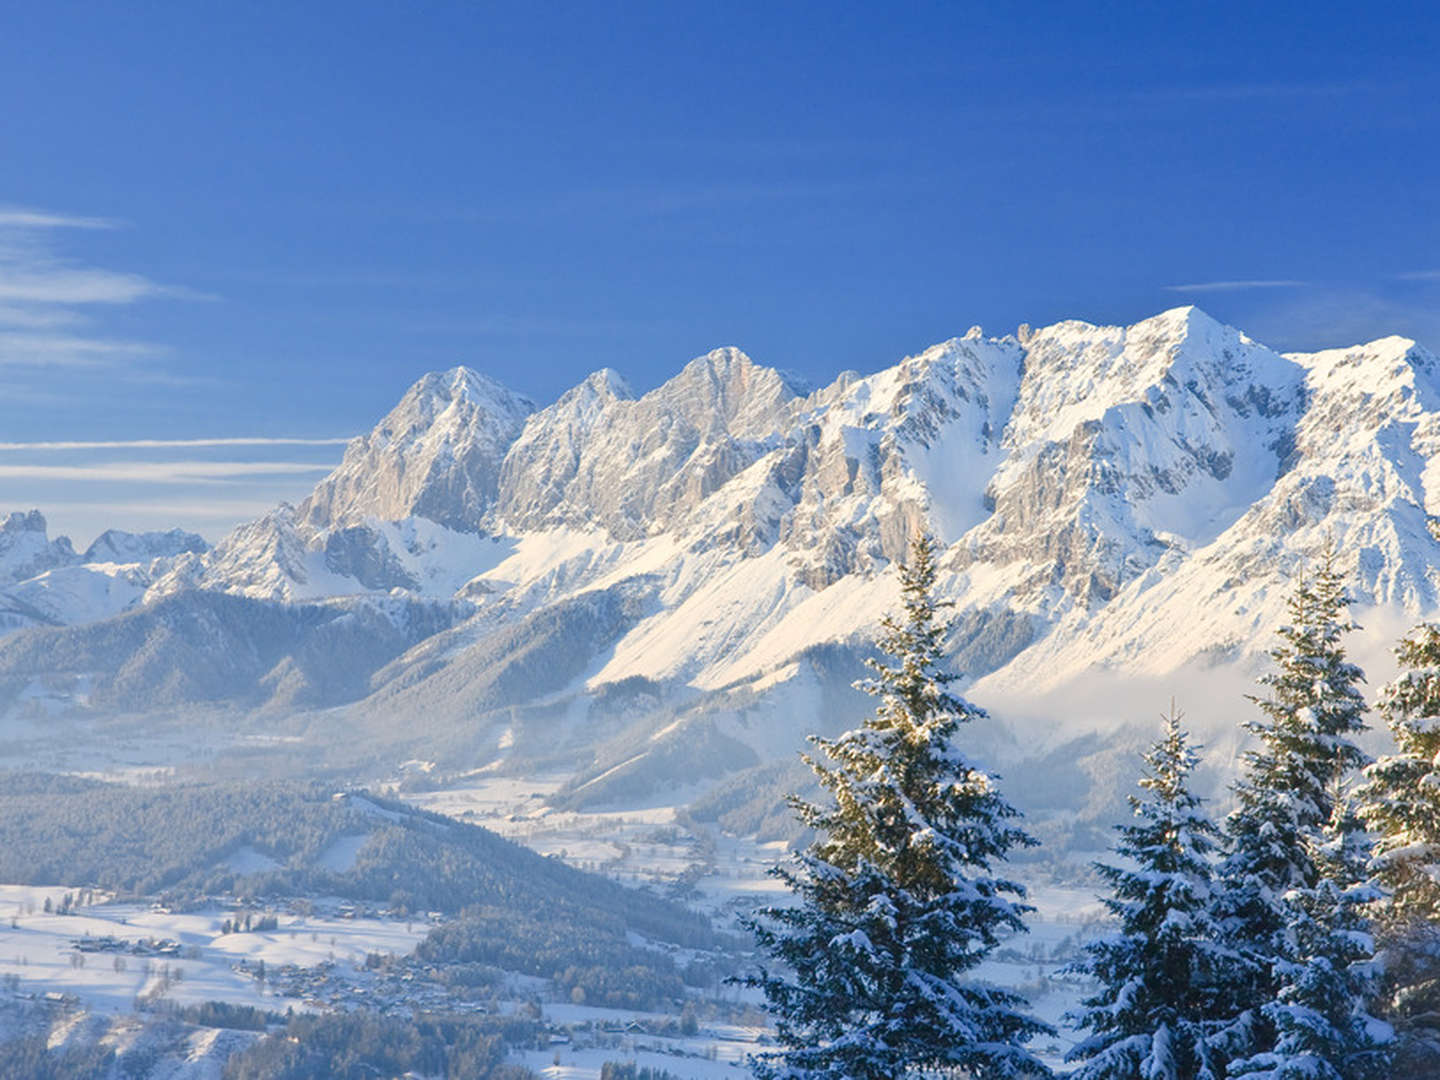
(1162, 280, 1308, 293)
(0, 267, 162, 305)
(0, 209, 120, 230)
(43, 499, 287, 523)
(1395, 270, 1440, 282)
(0, 205, 194, 373)
(0, 304, 83, 329)
(0, 332, 161, 367)
(0, 461, 336, 484)
(0, 436, 352, 451)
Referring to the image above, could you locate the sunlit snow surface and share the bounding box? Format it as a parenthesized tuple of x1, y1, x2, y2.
(0, 886, 428, 1016)
(0, 769, 1105, 1078)
(404, 775, 1106, 1073)
(15, 308, 1440, 1074)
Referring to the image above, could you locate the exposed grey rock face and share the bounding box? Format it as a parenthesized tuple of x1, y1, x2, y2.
(12, 306, 1440, 817)
(954, 307, 1304, 608)
(776, 333, 1025, 582)
(320, 526, 419, 592)
(494, 349, 806, 538)
(0, 511, 77, 585)
(492, 367, 635, 531)
(82, 528, 208, 564)
(163, 506, 314, 600)
(300, 367, 536, 531)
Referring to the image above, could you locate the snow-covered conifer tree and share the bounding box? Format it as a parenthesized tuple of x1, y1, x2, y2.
(740, 532, 1051, 1080)
(1227, 800, 1390, 1080)
(1356, 621, 1440, 1072)
(1065, 705, 1229, 1080)
(1213, 550, 1374, 1069)
(1358, 623, 1440, 927)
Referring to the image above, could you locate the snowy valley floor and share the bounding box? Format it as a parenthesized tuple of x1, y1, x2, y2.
(0, 746, 1108, 1077)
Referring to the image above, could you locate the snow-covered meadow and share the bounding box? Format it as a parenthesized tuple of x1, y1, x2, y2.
(0, 885, 429, 1016)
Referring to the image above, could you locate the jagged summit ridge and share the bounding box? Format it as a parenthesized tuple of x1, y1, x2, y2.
(8, 307, 1440, 774)
(0, 514, 212, 634)
(495, 347, 807, 538)
(952, 306, 1306, 611)
(300, 365, 536, 531)
(84, 528, 208, 564)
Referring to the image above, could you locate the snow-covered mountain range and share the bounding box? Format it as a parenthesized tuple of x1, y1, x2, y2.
(5, 306, 1439, 812)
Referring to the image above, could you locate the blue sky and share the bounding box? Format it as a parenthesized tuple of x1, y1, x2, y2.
(3, 1, 1439, 544)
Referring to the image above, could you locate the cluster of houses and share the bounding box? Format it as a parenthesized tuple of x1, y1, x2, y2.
(72, 935, 183, 958)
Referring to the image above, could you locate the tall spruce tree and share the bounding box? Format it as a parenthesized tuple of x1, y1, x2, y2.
(1065, 705, 1229, 1080)
(1227, 799, 1390, 1080)
(1358, 623, 1440, 926)
(1213, 550, 1374, 1071)
(740, 532, 1051, 1080)
(1356, 622, 1440, 1072)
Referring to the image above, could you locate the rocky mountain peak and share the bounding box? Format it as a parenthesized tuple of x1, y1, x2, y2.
(0, 510, 77, 585)
(2, 510, 48, 536)
(577, 367, 634, 402)
(83, 528, 209, 565)
(299, 365, 535, 532)
(1289, 335, 1437, 402)
(655, 347, 808, 436)
(1006, 306, 1300, 451)
(20, 307, 1440, 776)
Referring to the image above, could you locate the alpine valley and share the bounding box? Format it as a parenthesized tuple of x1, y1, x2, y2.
(5, 305, 1438, 837)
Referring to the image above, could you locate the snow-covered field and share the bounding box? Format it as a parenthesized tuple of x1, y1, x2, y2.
(402, 774, 792, 919)
(402, 774, 1107, 1073)
(516, 1034, 757, 1080)
(0, 886, 428, 1016)
(0, 767, 1106, 1077)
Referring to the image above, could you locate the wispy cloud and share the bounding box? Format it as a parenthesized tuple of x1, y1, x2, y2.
(1395, 270, 1440, 282)
(0, 332, 161, 367)
(1163, 280, 1308, 293)
(0, 206, 202, 380)
(0, 304, 83, 329)
(43, 499, 285, 522)
(38, 498, 301, 544)
(0, 266, 162, 305)
(0, 437, 352, 451)
(0, 461, 335, 484)
(0, 208, 121, 229)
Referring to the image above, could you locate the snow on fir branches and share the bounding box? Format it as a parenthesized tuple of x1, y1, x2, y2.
(1356, 618, 1440, 1072)
(1065, 704, 1230, 1080)
(1226, 797, 1390, 1080)
(1216, 548, 1369, 971)
(1215, 548, 1387, 1079)
(1358, 622, 1440, 927)
(739, 532, 1050, 1080)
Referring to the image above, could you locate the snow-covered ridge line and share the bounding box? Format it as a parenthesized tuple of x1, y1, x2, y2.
(5, 306, 1440, 779)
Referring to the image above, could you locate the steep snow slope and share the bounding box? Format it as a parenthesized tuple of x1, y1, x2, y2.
(4, 562, 152, 628)
(494, 348, 805, 539)
(975, 333, 1440, 696)
(8, 307, 1440, 816)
